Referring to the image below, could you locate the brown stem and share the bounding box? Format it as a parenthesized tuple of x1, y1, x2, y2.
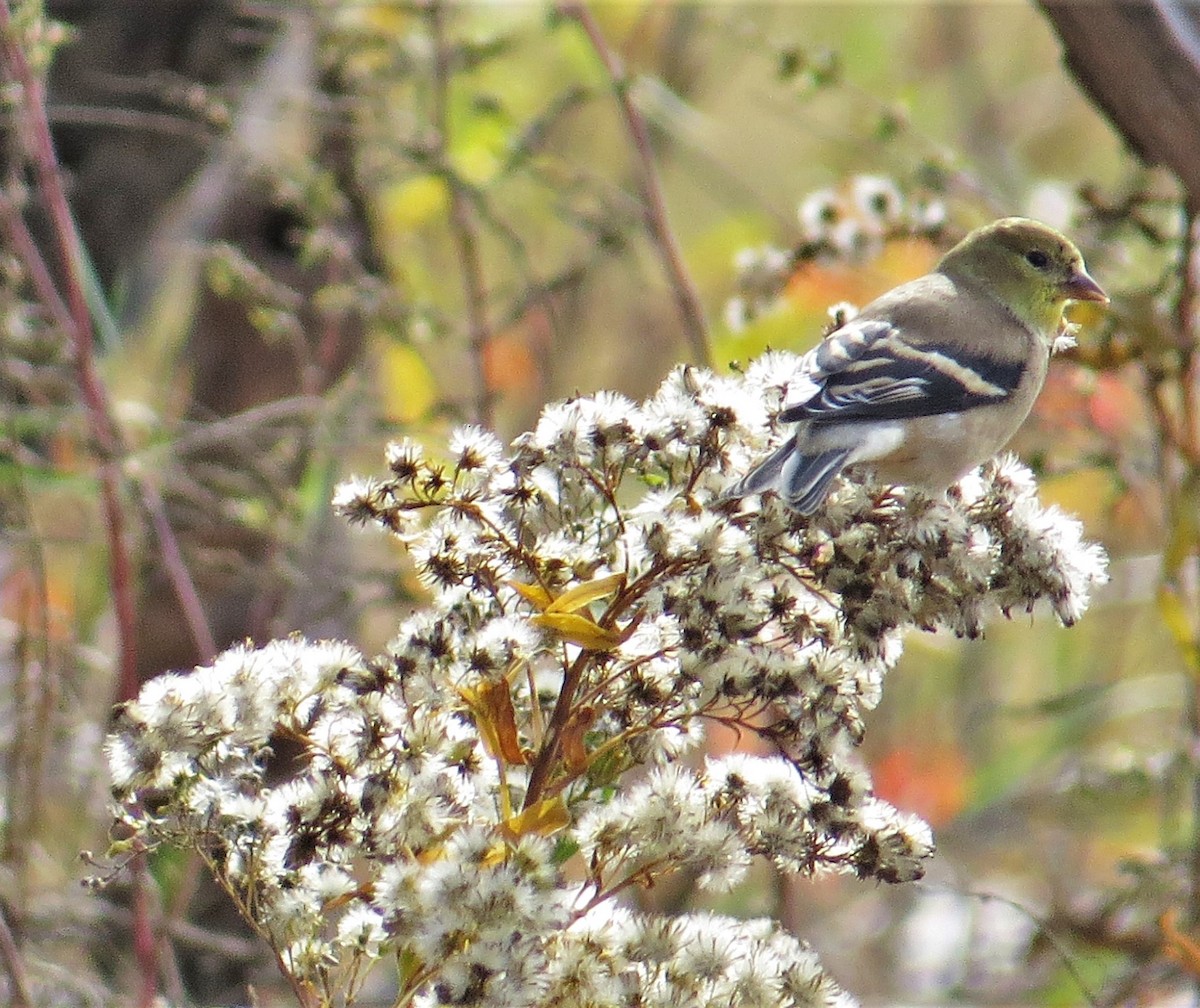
(557, 1, 710, 367)
(139, 481, 218, 661)
(523, 648, 590, 810)
(0, 903, 33, 1008)
(0, 187, 74, 334)
(522, 556, 675, 809)
(1037, 2, 1200, 206)
(1148, 380, 1200, 468)
(129, 851, 160, 1008)
(1, 6, 156, 1001)
(0, 1, 140, 702)
(1177, 215, 1200, 463)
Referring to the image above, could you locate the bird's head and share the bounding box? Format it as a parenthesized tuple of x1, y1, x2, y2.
(938, 217, 1108, 335)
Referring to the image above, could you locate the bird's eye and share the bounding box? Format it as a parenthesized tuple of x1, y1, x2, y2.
(1025, 249, 1050, 269)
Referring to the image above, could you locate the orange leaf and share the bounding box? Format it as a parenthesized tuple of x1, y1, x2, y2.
(1032, 366, 1089, 431)
(1162, 909, 1200, 976)
(784, 237, 939, 318)
(458, 677, 526, 765)
(871, 743, 968, 828)
(483, 328, 541, 396)
(1088, 372, 1144, 440)
(560, 705, 598, 773)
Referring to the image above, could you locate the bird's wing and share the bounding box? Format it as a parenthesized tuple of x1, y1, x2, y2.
(779, 316, 1026, 424)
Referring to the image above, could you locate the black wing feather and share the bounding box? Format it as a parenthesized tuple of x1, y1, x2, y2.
(780, 320, 1026, 424)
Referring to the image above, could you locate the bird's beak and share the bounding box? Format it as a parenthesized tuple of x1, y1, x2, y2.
(1061, 269, 1108, 304)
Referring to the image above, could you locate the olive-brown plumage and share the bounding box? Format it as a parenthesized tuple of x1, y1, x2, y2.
(734, 217, 1107, 513)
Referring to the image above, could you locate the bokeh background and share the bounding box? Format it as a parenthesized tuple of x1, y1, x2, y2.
(2, 1, 1198, 1004)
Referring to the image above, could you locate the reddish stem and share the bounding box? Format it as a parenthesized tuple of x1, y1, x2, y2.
(0, 2, 139, 701)
(557, 1, 711, 367)
(1, 6, 157, 1002)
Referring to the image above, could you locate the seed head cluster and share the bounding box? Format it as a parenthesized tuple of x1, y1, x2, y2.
(106, 353, 1106, 1007)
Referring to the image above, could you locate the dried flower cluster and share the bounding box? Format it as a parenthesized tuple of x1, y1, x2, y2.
(106, 353, 1107, 1008)
(727, 174, 947, 330)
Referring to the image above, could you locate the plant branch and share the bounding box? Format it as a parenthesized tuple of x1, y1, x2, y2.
(557, 1, 711, 367)
(0, 903, 33, 1008)
(0, 187, 74, 334)
(1177, 213, 1200, 463)
(1, 7, 159, 1003)
(138, 481, 218, 661)
(522, 648, 590, 810)
(0, 0, 139, 702)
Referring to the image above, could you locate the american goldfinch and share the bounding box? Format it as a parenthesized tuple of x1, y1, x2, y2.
(732, 217, 1108, 513)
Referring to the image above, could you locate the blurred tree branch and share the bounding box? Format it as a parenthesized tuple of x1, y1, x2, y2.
(1040, 0, 1200, 948)
(1038, 2, 1200, 211)
(557, 1, 711, 367)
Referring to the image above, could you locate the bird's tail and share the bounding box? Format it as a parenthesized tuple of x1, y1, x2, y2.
(727, 435, 850, 515)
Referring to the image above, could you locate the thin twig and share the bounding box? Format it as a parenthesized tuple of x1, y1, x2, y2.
(0, 187, 74, 335)
(48, 103, 218, 142)
(524, 560, 669, 809)
(1176, 214, 1200, 463)
(958, 886, 1102, 1008)
(139, 481, 218, 661)
(2, 465, 58, 907)
(78, 893, 262, 961)
(1173, 211, 1200, 926)
(171, 394, 325, 454)
(429, 1, 495, 428)
(1147, 379, 1200, 468)
(0, 903, 33, 1008)
(557, 1, 711, 367)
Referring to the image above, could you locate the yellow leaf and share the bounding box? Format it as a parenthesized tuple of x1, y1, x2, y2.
(397, 947, 423, 990)
(378, 174, 450, 231)
(546, 573, 625, 614)
(480, 840, 512, 868)
(531, 612, 622, 651)
(1039, 467, 1117, 527)
(450, 136, 502, 187)
(1165, 472, 1200, 575)
(416, 845, 446, 865)
(1158, 587, 1200, 675)
(334, 4, 412, 35)
(375, 336, 437, 424)
(508, 579, 554, 612)
(458, 678, 526, 765)
(500, 795, 571, 841)
(713, 300, 817, 366)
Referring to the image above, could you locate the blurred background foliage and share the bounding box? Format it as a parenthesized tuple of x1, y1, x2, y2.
(1, 0, 1199, 1004)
